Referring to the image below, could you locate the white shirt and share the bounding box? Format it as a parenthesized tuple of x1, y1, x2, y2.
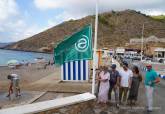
(11, 74, 20, 80)
(119, 69, 133, 87)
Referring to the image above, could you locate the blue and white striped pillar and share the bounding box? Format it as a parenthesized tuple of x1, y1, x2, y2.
(61, 60, 89, 81)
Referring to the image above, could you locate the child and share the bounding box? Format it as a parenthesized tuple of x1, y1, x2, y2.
(97, 66, 110, 104)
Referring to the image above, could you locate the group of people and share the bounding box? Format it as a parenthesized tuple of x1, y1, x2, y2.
(97, 60, 160, 112)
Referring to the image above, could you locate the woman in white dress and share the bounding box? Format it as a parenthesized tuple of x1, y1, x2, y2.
(97, 66, 110, 104)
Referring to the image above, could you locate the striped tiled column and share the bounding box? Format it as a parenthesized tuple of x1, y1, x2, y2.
(61, 60, 89, 81)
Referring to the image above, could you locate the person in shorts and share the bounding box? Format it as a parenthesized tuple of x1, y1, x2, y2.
(7, 74, 21, 97)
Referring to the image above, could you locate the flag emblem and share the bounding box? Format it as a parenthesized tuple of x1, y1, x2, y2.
(75, 35, 89, 52)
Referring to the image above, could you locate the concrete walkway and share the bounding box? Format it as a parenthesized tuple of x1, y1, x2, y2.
(112, 58, 122, 71)
(24, 67, 92, 93)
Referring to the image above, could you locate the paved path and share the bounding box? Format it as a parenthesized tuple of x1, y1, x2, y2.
(24, 67, 92, 93)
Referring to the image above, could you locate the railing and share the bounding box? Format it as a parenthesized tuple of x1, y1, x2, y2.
(0, 92, 96, 114)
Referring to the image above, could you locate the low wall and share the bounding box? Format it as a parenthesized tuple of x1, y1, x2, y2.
(0, 93, 96, 114)
(36, 100, 95, 114)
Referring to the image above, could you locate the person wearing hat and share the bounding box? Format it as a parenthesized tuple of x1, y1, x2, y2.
(108, 64, 120, 107)
(119, 61, 133, 104)
(145, 64, 160, 112)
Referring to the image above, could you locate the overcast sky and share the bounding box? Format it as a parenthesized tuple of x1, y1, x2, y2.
(0, 0, 165, 42)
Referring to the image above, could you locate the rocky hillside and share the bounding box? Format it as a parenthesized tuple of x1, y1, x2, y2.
(5, 10, 165, 53)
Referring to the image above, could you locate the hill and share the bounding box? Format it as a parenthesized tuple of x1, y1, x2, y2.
(5, 10, 165, 53)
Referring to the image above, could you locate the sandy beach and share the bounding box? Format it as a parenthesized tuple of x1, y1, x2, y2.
(0, 63, 92, 108)
(0, 64, 56, 91)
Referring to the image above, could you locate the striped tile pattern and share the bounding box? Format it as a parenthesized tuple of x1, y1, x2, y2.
(61, 60, 89, 81)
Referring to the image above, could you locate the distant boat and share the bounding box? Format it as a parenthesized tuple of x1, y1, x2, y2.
(36, 57, 44, 59)
(34, 57, 46, 63)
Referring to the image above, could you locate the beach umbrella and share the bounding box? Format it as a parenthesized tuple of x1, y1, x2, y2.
(7, 59, 19, 65)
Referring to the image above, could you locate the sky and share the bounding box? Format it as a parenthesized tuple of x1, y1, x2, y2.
(0, 0, 165, 43)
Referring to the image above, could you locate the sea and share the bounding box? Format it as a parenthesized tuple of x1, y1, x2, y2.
(0, 49, 53, 66)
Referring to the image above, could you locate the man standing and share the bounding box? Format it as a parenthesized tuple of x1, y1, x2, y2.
(108, 64, 120, 107)
(145, 64, 160, 112)
(119, 62, 133, 104)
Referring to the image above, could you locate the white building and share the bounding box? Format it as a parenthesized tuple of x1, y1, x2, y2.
(115, 47, 125, 55)
(130, 35, 165, 44)
(154, 48, 165, 63)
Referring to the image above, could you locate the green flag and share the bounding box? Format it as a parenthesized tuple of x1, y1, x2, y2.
(54, 25, 92, 65)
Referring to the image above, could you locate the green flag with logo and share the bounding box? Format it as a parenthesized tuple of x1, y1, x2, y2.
(54, 25, 92, 65)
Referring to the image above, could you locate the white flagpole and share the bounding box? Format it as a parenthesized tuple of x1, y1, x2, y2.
(92, 0, 99, 94)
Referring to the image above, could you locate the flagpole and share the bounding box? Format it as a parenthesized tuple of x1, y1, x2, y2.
(92, 0, 99, 94)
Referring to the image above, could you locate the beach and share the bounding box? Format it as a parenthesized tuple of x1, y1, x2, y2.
(0, 63, 92, 109)
(0, 64, 56, 91)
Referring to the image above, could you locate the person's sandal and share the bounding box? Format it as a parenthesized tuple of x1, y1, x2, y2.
(147, 109, 152, 112)
(6, 94, 10, 97)
(116, 104, 120, 108)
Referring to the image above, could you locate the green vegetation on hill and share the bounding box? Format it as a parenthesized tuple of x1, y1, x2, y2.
(151, 15, 165, 22)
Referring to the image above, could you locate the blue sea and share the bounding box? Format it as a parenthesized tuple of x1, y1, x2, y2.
(0, 49, 53, 66)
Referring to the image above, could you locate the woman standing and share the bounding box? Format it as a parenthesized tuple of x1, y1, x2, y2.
(128, 66, 142, 105)
(97, 66, 110, 104)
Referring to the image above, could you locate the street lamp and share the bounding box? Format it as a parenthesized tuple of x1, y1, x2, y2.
(141, 23, 144, 61)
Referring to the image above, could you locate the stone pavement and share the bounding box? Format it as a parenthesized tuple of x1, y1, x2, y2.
(0, 91, 45, 109)
(93, 85, 149, 114)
